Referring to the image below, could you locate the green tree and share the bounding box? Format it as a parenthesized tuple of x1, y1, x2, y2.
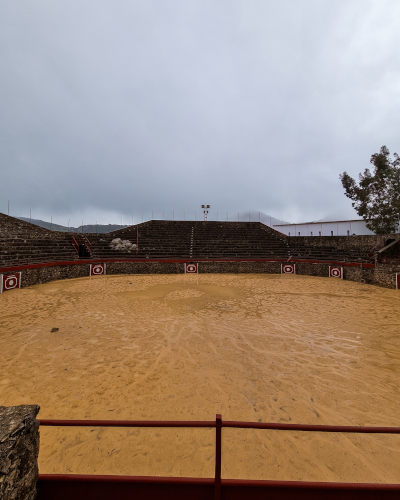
(340, 146, 400, 234)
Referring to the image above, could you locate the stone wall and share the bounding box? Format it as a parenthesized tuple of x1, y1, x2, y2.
(374, 263, 400, 289)
(199, 261, 281, 274)
(20, 264, 89, 287)
(0, 405, 40, 500)
(0, 259, 398, 290)
(288, 234, 396, 253)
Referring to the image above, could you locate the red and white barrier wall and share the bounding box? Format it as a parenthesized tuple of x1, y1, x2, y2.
(2, 258, 397, 292)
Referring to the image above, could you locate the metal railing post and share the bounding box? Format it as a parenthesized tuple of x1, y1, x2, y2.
(214, 414, 222, 500)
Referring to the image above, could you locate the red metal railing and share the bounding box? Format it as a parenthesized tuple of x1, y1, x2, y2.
(37, 415, 400, 500)
(71, 236, 79, 254)
(82, 235, 92, 254)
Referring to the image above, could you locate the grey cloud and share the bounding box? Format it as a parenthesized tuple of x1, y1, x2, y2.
(1, 0, 400, 226)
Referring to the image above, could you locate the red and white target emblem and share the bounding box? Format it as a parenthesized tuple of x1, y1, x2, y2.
(281, 264, 295, 274)
(396, 274, 400, 290)
(0, 272, 21, 293)
(185, 263, 198, 274)
(329, 266, 343, 279)
(90, 263, 106, 276)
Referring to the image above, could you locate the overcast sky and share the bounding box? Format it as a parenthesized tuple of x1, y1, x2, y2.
(1, 0, 400, 226)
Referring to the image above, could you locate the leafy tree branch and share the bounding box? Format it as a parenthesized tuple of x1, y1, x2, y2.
(340, 146, 400, 234)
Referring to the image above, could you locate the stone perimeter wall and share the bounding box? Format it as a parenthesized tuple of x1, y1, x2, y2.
(0, 260, 399, 289)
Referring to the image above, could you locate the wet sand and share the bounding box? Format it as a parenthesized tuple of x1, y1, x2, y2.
(1, 274, 400, 482)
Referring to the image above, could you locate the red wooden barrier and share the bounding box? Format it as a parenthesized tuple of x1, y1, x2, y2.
(37, 415, 400, 500)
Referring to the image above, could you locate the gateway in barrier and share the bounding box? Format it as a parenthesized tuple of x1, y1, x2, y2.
(281, 263, 295, 274)
(329, 266, 343, 279)
(0, 271, 21, 293)
(89, 263, 106, 276)
(185, 263, 199, 273)
(37, 415, 400, 500)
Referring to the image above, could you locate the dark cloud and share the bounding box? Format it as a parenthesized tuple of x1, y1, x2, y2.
(1, 0, 400, 226)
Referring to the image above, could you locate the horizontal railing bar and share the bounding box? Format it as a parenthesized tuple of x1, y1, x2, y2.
(37, 474, 400, 490)
(222, 478, 400, 490)
(38, 419, 400, 433)
(222, 421, 400, 433)
(38, 419, 216, 428)
(38, 474, 214, 484)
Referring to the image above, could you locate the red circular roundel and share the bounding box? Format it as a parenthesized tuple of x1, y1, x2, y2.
(4, 274, 19, 290)
(92, 265, 104, 275)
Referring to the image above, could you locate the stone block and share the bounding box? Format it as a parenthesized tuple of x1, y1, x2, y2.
(0, 405, 40, 500)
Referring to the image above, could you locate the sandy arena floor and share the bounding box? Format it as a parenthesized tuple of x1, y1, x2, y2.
(1, 273, 400, 482)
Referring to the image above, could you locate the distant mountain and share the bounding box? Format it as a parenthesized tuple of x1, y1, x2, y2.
(17, 212, 289, 232)
(236, 211, 290, 225)
(73, 223, 130, 233)
(17, 217, 70, 232)
(17, 217, 129, 233)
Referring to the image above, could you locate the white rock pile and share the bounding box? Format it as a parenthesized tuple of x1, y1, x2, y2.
(110, 238, 137, 252)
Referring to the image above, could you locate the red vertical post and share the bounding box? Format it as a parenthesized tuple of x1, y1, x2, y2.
(214, 414, 222, 500)
(136, 225, 138, 255)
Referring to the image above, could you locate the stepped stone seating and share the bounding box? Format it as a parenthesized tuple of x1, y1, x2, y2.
(0, 214, 79, 267)
(89, 221, 291, 260)
(287, 238, 369, 263)
(0, 213, 371, 267)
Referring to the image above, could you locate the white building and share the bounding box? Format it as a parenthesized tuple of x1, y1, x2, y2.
(272, 219, 374, 237)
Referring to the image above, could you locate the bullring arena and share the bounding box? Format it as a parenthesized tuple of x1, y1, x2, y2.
(1, 213, 400, 499)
